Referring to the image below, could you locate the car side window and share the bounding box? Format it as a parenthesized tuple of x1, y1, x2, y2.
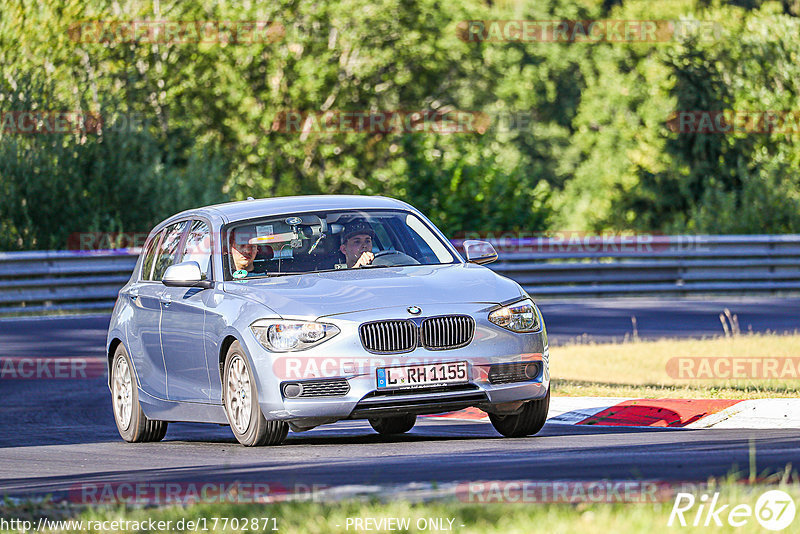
(152, 221, 188, 281)
(180, 220, 212, 279)
(140, 231, 163, 281)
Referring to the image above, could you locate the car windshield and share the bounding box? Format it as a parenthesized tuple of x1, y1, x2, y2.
(225, 209, 458, 278)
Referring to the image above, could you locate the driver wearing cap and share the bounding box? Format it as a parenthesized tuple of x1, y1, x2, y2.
(339, 220, 376, 268)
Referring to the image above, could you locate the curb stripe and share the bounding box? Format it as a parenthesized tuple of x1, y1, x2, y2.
(576, 399, 743, 427)
(426, 407, 488, 421)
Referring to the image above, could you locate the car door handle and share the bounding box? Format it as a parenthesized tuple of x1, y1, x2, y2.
(160, 295, 172, 307)
(128, 289, 139, 301)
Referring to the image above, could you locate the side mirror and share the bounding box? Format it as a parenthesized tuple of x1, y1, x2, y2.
(464, 240, 498, 265)
(163, 261, 213, 289)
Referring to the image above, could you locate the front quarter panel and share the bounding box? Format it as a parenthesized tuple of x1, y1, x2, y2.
(202, 283, 283, 404)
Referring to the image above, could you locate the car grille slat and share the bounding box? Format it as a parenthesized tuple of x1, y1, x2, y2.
(360, 316, 475, 353)
(360, 320, 416, 354)
(421, 315, 474, 351)
(448, 316, 454, 347)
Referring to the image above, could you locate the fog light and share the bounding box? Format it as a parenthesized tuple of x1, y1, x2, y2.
(283, 383, 303, 398)
(525, 362, 541, 379)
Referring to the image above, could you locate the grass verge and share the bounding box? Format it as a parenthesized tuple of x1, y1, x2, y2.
(3, 477, 799, 533)
(550, 333, 800, 399)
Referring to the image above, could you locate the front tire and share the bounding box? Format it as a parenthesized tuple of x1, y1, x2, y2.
(489, 387, 550, 438)
(111, 345, 168, 443)
(369, 414, 417, 435)
(223, 341, 288, 446)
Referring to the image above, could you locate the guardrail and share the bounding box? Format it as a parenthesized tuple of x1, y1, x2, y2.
(0, 250, 138, 315)
(454, 234, 800, 297)
(1, 235, 799, 315)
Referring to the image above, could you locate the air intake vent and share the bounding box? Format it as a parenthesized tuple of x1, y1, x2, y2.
(283, 379, 350, 398)
(421, 315, 475, 350)
(488, 362, 541, 384)
(359, 320, 417, 354)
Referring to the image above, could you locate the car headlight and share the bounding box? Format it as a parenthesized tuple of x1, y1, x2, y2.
(488, 298, 541, 333)
(250, 320, 340, 352)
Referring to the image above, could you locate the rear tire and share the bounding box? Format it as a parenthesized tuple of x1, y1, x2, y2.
(369, 414, 417, 435)
(223, 341, 288, 446)
(489, 387, 550, 438)
(111, 345, 168, 443)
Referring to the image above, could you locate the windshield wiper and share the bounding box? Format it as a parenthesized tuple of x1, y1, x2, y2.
(360, 264, 396, 269)
(244, 272, 297, 278)
(245, 264, 404, 278)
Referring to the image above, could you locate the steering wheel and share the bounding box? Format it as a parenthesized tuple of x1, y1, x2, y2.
(370, 250, 420, 266)
(373, 250, 398, 259)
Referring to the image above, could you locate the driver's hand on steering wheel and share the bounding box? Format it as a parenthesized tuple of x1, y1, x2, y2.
(353, 251, 374, 268)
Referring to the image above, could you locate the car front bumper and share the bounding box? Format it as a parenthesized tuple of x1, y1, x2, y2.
(245, 303, 549, 427)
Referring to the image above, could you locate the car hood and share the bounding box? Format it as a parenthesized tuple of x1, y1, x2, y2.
(221, 263, 525, 319)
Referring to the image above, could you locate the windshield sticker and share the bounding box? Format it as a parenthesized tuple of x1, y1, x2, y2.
(232, 269, 248, 279)
(249, 231, 297, 244)
(256, 225, 273, 237)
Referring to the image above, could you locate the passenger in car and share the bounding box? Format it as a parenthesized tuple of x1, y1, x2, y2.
(229, 231, 273, 277)
(230, 236, 257, 273)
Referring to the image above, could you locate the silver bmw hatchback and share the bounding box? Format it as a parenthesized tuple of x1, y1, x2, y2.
(107, 195, 550, 446)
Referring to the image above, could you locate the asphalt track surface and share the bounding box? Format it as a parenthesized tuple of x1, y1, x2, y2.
(1, 297, 799, 500)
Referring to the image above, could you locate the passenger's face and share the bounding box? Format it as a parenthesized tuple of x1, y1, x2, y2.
(340, 234, 372, 267)
(231, 241, 257, 271)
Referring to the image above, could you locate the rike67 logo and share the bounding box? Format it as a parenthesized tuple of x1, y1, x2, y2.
(668, 490, 796, 531)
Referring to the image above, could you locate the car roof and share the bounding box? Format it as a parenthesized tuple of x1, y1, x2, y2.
(153, 195, 419, 232)
(158, 195, 418, 230)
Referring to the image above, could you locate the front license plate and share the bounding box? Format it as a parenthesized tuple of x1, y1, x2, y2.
(377, 361, 468, 389)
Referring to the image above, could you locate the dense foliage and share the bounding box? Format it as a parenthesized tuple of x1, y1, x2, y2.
(1, 0, 798, 250)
